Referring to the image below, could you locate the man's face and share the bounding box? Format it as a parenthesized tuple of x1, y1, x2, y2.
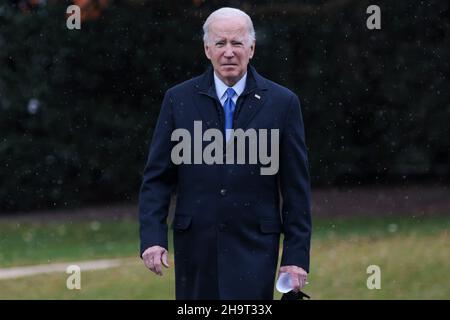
(204, 16, 255, 86)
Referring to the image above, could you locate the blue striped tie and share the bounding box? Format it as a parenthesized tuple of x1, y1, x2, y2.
(224, 88, 236, 142)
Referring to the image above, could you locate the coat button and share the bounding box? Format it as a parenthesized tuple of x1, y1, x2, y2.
(220, 189, 227, 196)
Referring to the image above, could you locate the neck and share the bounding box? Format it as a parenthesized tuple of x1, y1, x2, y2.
(215, 73, 244, 87)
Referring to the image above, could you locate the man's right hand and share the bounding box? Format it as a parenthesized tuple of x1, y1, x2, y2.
(142, 245, 170, 276)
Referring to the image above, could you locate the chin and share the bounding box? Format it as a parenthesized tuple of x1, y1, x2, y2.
(221, 69, 240, 78)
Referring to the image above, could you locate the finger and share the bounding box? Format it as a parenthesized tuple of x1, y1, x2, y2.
(162, 251, 169, 268)
(302, 274, 308, 287)
(298, 270, 308, 290)
(154, 253, 163, 275)
(298, 277, 305, 290)
(279, 266, 289, 274)
(145, 255, 155, 273)
(290, 273, 300, 292)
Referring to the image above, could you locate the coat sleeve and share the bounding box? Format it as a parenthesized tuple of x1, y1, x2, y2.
(279, 93, 312, 272)
(139, 90, 177, 257)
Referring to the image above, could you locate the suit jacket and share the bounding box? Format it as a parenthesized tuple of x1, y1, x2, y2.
(139, 65, 312, 299)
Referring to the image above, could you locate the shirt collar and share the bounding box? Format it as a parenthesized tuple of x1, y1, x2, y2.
(213, 71, 247, 100)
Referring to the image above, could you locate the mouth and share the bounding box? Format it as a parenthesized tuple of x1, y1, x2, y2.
(221, 64, 237, 67)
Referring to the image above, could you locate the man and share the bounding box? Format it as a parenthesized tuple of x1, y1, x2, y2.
(139, 7, 312, 300)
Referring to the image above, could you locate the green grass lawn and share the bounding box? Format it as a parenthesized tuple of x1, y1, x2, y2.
(0, 218, 139, 267)
(0, 215, 449, 299)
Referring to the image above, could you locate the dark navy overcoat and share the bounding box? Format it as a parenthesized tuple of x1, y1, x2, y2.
(139, 65, 311, 299)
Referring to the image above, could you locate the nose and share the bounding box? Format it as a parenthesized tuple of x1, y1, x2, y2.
(224, 44, 234, 58)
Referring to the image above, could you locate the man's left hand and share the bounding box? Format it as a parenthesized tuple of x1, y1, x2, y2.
(279, 265, 308, 292)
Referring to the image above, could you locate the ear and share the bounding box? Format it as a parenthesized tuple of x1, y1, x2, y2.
(204, 42, 211, 60)
(249, 41, 255, 59)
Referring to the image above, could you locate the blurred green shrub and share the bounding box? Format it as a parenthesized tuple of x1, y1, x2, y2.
(0, 0, 449, 212)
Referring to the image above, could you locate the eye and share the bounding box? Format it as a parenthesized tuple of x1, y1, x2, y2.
(215, 41, 225, 47)
(232, 41, 243, 47)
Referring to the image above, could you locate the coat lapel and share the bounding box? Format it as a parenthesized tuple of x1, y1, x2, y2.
(234, 65, 268, 130)
(193, 64, 269, 131)
(234, 88, 267, 131)
(193, 66, 221, 131)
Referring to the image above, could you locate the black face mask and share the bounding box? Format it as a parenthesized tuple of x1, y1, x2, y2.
(281, 290, 311, 300)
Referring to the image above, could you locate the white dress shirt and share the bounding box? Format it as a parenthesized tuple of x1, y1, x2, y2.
(213, 72, 247, 106)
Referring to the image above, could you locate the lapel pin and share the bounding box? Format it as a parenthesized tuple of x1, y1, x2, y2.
(254, 94, 261, 100)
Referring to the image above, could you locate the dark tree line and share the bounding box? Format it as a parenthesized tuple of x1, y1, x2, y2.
(1, 0, 449, 212)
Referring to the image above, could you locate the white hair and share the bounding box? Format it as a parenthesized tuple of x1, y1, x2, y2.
(202, 7, 256, 45)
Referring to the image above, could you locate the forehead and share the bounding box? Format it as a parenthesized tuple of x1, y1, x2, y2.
(209, 16, 249, 39)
